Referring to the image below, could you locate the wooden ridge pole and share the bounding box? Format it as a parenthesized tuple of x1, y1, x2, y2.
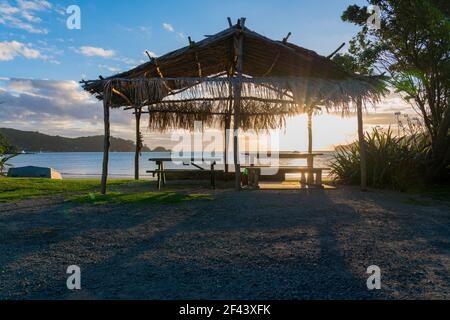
(101, 98, 110, 194)
(357, 97, 367, 191)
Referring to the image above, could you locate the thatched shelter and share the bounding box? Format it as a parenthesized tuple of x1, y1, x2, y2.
(82, 18, 386, 193)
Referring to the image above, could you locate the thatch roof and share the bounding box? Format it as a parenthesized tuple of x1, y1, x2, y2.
(82, 21, 387, 131)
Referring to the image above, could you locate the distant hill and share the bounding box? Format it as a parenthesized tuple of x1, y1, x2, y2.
(0, 128, 168, 152)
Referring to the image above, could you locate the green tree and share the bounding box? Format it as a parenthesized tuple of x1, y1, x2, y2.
(0, 133, 17, 175)
(334, 0, 449, 182)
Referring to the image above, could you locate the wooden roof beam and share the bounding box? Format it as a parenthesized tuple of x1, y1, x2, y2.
(188, 37, 202, 77)
(111, 87, 133, 106)
(282, 32, 292, 44)
(327, 42, 346, 59)
(237, 17, 246, 29)
(138, 110, 295, 116)
(144, 51, 165, 79)
(145, 96, 296, 105)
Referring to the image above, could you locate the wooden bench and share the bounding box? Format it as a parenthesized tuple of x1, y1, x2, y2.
(243, 166, 328, 188)
(147, 166, 222, 189)
(146, 169, 166, 189)
(147, 169, 220, 190)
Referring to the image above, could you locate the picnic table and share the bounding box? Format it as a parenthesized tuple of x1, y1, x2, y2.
(147, 155, 222, 190)
(245, 151, 323, 167)
(242, 152, 326, 188)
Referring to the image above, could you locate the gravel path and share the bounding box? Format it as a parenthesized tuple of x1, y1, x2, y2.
(0, 186, 449, 299)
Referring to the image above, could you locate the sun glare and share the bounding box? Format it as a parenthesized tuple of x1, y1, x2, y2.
(276, 113, 358, 151)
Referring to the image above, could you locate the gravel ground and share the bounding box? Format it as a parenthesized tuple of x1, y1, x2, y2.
(0, 186, 449, 300)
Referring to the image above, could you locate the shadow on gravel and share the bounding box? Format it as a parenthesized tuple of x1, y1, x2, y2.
(349, 193, 450, 299)
(2, 188, 447, 299)
(0, 200, 167, 268)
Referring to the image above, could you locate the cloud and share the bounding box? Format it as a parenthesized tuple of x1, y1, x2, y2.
(0, 40, 45, 61)
(99, 64, 121, 73)
(119, 57, 138, 65)
(78, 46, 116, 58)
(162, 22, 185, 41)
(0, 78, 97, 122)
(162, 22, 174, 32)
(0, 0, 52, 34)
(0, 77, 135, 138)
(22, 10, 41, 23)
(17, 0, 52, 11)
(139, 26, 152, 35)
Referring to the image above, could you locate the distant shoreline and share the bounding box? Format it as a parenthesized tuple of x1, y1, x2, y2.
(15, 151, 173, 153)
(0, 128, 171, 153)
(13, 150, 336, 155)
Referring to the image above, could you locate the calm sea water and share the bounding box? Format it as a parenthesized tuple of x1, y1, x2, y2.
(9, 152, 335, 179)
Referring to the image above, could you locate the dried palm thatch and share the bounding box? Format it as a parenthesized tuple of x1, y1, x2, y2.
(96, 76, 386, 131)
(82, 22, 388, 132)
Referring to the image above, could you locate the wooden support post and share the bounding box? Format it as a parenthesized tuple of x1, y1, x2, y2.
(225, 68, 234, 175)
(233, 26, 244, 191)
(156, 161, 161, 190)
(254, 168, 260, 189)
(307, 109, 314, 184)
(357, 97, 367, 191)
(307, 109, 313, 155)
(224, 114, 231, 173)
(100, 99, 110, 194)
(233, 102, 241, 191)
(161, 161, 166, 186)
(300, 172, 306, 186)
(316, 170, 322, 185)
(210, 162, 216, 189)
(134, 107, 142, 180)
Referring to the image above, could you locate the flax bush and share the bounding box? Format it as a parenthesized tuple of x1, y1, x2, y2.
(331, 128, 430, 191)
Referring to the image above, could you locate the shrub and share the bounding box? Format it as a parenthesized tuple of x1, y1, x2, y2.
(0, 133, 18, 175)
(331, 128, 430, 191)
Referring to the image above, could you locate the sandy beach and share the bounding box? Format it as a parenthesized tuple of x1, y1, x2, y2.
(0, 185, 448, 300)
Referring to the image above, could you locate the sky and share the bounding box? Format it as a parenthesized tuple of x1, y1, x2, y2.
(0, 0, 414, 151)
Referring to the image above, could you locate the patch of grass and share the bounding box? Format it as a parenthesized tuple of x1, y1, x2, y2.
(69, 191, 213, 205)
(424, 185, 450, 202)
(0, 178, 143, 203)
(406, 185, 450, 203)
(403, 197, 433, 206)
(403, 185, 450, 206)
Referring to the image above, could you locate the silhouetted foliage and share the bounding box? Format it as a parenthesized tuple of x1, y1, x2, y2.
(331, 128, 430, 191)
(0, 132, 18, 175)
(334, 0, 449, 183)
